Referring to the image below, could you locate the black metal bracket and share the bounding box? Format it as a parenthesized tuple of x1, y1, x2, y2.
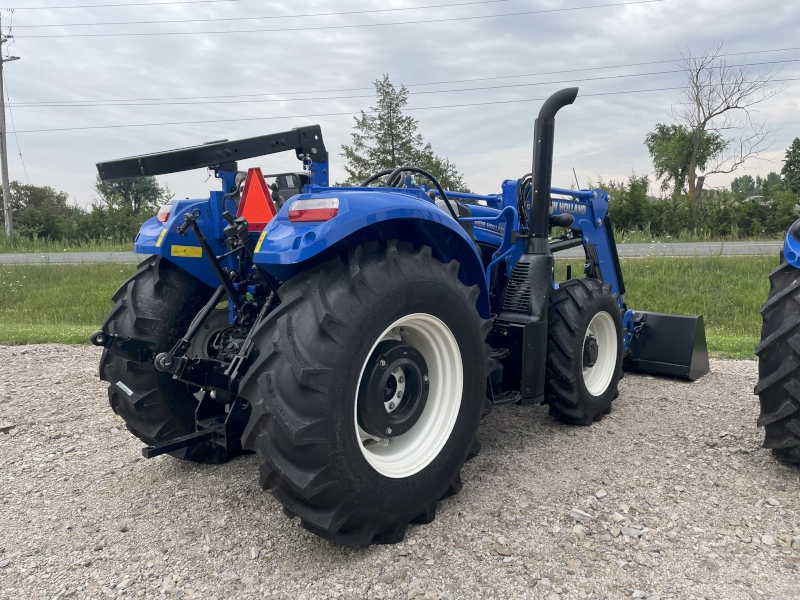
(141, 395, 251, 458)
(96, 125, 327, 180)
(142, 429, 214, 459)
(90, 330, 155, 363)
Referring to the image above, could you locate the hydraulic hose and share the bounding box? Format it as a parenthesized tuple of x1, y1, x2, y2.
(385, 166, 459, 221)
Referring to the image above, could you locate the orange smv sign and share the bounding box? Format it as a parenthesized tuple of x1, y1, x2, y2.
(237, 167, 278, 232)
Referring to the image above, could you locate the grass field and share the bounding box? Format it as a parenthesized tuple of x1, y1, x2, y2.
(0, 237, 134, 254)
(0, 255, 779, 358)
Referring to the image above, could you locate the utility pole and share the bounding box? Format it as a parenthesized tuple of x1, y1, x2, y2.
(0, 13, 20, 238)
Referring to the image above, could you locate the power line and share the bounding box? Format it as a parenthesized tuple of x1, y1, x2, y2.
(13, 0, 518, 27)
(9, 49, 799, 108)
(8, 68, 693, 108)
(10, 79, 799, 134)
(9, 59, 800, 108)
(3, 74, 29, 184)
(9, 0, 350, 9)
(17, 0, 666, 38)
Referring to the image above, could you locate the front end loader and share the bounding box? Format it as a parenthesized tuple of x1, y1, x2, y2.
(92, 88, 709, 546)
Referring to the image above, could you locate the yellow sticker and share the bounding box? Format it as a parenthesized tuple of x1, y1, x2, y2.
(170, 245, 202, 258)
(255, 230, 268, 253)
(155, 228, 167, 247)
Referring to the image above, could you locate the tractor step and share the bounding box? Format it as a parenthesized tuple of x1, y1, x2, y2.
(493, 391, 521, 405)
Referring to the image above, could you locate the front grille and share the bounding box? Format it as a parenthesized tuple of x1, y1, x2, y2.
(502, 261, 531, 312)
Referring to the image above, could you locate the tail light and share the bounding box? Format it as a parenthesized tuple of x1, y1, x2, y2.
(157, 203, 172, 223)
(288, 198, 339, 222)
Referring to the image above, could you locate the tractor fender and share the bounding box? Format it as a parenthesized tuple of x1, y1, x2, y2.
(254, 190, 490, 318)
(133, 198, 232, 289)
(785, 218, 800, 268)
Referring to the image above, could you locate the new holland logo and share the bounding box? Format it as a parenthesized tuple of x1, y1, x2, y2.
(475, 221, 505, 234)
(552, 200, 588, 215)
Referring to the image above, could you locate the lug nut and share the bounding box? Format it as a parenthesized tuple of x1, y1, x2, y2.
(385, 427, 393, 435)
(398, 376, 404, 384)
(396, 390, 403, 398)
(379, 359, 387, 368)
(388, 402, 396, 410)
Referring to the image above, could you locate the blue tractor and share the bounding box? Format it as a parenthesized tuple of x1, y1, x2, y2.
(755, 221, 800, 465)
(93, 88, 709, 546)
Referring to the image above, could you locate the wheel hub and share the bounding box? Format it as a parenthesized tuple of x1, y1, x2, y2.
(583, 335, 599, 368)
(357, 340, 429, 439)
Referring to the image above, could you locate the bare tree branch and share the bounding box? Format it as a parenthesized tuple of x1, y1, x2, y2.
(669, 42, 785, 203)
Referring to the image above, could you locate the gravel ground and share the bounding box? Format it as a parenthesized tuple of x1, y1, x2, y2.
(0, 345, 798, 600)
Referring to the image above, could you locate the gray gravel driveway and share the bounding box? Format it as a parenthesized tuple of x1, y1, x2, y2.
(0, 346, 798, 600)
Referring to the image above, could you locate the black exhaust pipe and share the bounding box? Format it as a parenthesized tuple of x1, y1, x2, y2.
(529, 87, 579, 252)
(495, 88, 579, 405)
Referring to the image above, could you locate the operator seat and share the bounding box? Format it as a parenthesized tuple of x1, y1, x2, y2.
(435, 199, 474, 240)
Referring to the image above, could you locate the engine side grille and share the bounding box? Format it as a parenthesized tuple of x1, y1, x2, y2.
(502, 261, 531, 312)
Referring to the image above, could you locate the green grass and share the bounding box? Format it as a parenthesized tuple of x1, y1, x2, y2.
(0, 256, 779, 358)
(0, 263, 137, 344)
(0, 236, 134, 254)
(611, 224, 781, 244)
(555, 255, 778, 359)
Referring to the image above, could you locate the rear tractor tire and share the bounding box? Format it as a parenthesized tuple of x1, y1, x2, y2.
(99, 256, 235, 464)
(545, 278, 623, 425)
(755, 259, 800, 464)
(238, 240, 493, 547)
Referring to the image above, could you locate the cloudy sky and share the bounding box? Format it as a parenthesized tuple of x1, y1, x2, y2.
(2, 0, 799, 206)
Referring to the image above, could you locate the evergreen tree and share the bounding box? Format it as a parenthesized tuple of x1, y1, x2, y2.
(730, 175, 755, 195)
(341, 74, 470, 192)
(781, 137, 800, 194)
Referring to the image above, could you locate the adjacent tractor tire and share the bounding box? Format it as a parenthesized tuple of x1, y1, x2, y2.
(238, 240, 492, 547)
(755, 258, 800, 464)
(99, 255, 233, 464)
(545, 278, 623, 425)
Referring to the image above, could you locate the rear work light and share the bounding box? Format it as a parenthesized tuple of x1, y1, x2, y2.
(288, 198, 339, 222)
(156, 203, 172, 223)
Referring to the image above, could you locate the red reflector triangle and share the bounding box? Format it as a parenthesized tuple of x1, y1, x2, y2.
(237, 167, 277, 232)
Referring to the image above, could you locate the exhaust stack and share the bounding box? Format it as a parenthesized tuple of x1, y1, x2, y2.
(528, 87, 579, 253)
(495, 88, 580, 405)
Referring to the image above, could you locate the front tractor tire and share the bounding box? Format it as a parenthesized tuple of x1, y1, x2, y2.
(99, 256, 233, 464)
(545, 278, 623, 425)
(238, 241, 492, 547)
(755, 259, 800, 464)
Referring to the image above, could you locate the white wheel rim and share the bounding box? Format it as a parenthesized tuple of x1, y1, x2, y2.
(354, 313, 463, 479)
(582, 311, 617, 396)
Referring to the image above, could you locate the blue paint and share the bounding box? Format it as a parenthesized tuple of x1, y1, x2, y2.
(132, 155, 633, 328)
(784, 218, 800, 268)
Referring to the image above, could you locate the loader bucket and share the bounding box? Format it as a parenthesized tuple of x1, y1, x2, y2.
(622, 312, 709, 381)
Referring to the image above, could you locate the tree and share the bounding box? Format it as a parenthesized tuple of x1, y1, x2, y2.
(730, 174, 755, 195)
(670, 42, 784, 203)
(94, 175, 170, 215)
(782, 137, 800, 194)
(341, 74, 470, 191)
(605, 173, 651, 231)
(644, 124, 727, 195)
(90, 175, 171, 240)
(2, 182, 74, 240)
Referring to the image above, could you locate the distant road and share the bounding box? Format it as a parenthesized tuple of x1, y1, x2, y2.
(0, 242, 783, 264)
